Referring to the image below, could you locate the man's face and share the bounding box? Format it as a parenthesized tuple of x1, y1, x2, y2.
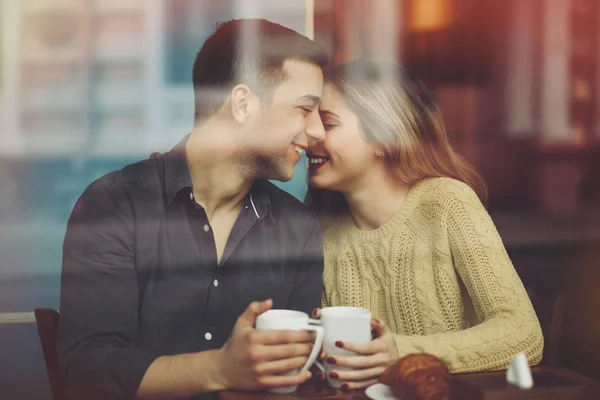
(245, 60, 326, 182)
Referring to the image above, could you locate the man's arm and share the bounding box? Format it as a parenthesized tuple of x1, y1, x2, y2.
(59, 179, 229, 399)
(286, 215, 324, 314)
(136, 350, 223, 398)
(58, 179, 160, 399)
(137, 299, 315, 398)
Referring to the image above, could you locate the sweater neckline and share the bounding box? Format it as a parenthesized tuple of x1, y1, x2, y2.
(343, 180, 423, 242)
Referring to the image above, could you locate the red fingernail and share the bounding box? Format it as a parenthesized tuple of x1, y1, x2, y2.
(341, 383, 349, 390)
(329, 372, 339, 379)
(326, 357, 336, 364)
(335, 341, 344, 348)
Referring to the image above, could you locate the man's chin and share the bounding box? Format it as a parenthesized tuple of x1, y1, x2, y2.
(257, 166, 294, 182)
(270, 171, 293, 182)
(249, 156, 294, 182)
(270, 161, 296, 182)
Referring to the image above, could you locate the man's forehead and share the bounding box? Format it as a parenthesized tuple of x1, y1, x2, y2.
(282, 58, 321, 73)
(273, 60, 323, 101)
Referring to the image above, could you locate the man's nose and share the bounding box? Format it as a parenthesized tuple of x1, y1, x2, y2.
(306, 111, 326, 145)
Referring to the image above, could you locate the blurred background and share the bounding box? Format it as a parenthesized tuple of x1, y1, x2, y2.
(0, 0, 599, 398)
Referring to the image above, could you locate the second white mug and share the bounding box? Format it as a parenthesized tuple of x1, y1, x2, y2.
(319, 306, 372, 389)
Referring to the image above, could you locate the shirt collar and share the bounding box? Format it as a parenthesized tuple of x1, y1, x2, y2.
(165, 136, 192, 204)
(247, 179, 274, 222)
(164, 135, 273, 221)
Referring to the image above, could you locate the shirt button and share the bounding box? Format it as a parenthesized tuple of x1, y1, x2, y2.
(205, 332, 212, 341)
(213, 279, 219, 287)
(203, 224, 210, 232)
(189, 192, 194, 201)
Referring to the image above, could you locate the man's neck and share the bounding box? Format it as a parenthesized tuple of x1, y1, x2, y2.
(185, 124, 254, 219)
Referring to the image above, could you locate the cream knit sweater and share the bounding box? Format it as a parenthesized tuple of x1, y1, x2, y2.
(321, 177, 544, 373)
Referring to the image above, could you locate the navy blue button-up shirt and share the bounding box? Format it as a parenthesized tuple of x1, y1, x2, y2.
(57, 139, 324, 399)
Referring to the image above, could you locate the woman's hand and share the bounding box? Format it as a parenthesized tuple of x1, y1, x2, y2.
(311, 308, 322, 319)
(326, 318, 399, 389)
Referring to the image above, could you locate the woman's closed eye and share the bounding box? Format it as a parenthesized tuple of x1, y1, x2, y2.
(322, 122, 336, 131)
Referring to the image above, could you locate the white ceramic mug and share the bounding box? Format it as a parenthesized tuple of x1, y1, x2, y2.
(255, 309, 325, 394)
(319, 306, 372, 389)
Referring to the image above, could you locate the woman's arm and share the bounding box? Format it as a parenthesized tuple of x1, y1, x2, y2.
(392, 181, 543, 373)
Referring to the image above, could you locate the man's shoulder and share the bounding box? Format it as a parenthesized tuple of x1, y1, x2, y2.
(80, 155, 164, 204)
(91, 155, 162, 189)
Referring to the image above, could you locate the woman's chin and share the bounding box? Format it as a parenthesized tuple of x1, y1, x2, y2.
(308, 175, 328, 189)
(309, 175, 337, 190)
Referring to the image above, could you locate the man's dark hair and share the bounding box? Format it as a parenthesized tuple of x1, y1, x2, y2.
(192, 18, 328, 120)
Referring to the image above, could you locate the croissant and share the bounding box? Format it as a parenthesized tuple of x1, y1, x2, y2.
(380, 353, 450, 400)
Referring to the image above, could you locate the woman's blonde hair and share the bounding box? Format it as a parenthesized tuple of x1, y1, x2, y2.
(305, 59, 487, 216)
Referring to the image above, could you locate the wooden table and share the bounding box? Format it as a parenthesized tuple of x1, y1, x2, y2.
(217, 366, 600, 400)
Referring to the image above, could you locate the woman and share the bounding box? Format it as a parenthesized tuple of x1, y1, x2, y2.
(306, 60, 543, 389)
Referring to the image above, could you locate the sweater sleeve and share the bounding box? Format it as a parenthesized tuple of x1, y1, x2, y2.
(392, 181, 544, 373)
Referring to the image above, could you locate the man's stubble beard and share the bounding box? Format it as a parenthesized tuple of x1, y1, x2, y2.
(236, 150, 291, 182)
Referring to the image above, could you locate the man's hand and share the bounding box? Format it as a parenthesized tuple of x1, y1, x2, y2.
(214, 299, 315, 391)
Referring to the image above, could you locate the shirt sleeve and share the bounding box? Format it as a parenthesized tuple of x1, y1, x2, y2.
(58, 178, 159, 399)
(392, 182, 544, 373)
(285, 214, 325, 316)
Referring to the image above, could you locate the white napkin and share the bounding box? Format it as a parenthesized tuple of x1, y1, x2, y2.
(506, 352, 534, 389)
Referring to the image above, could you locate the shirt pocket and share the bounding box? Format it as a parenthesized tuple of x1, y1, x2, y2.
(244, 278, 295, 309)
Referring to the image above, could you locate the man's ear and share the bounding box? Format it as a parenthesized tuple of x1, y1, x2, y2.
(230, 84, 259, 124)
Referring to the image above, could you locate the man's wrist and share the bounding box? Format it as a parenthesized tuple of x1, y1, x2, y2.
(198, 348, 228, 392)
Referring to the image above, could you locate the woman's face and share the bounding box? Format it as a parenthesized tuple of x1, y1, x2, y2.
(307, 83, 378, 193)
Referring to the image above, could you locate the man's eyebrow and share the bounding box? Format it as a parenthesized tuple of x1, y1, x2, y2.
(296, 95, 321, 106)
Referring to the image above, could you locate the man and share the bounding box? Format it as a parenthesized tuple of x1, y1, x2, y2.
(58, 19, 327, 399)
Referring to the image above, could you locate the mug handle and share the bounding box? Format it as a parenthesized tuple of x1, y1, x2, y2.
(299, 324, 324, 374)
(306, 318, 325, 373)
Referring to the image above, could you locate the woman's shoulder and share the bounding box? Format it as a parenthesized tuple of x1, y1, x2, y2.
(414, 177, 482, 208)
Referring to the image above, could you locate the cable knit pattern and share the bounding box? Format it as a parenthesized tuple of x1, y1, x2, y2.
(321, 177, 544, 373)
